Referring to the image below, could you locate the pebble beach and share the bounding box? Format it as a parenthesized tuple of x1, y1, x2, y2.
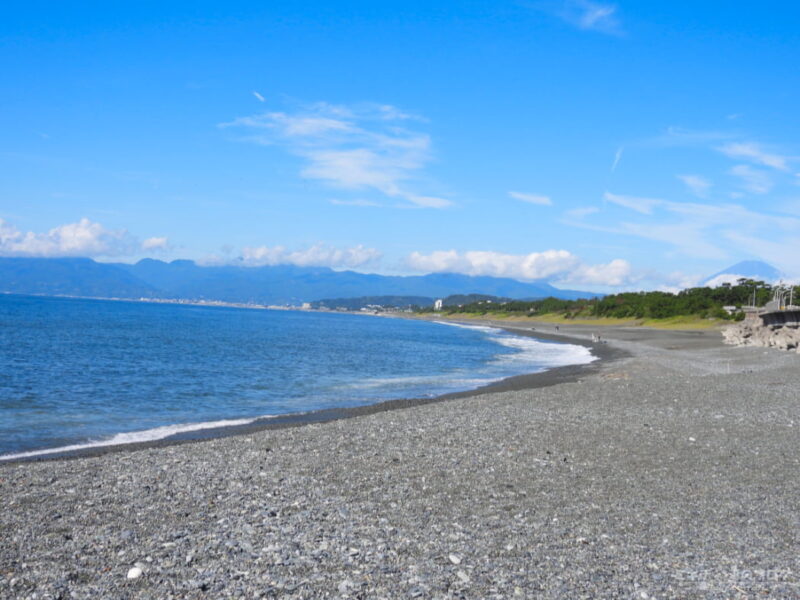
(1, 323, 798, 599)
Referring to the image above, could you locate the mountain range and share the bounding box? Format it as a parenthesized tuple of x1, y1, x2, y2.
(0, 257, 600, 304)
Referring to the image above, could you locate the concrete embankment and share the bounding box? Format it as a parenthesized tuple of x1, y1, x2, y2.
(723, 320, 800, 353)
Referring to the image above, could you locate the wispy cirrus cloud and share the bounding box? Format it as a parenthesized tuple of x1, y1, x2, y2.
(509, 191, 552, 206)
(677, 174, 712, 198)
(645, 126, 737, 148)
(329, 198, 382, 207)
(0, 218, 167, 258)
(565, 206, 600, 219)
(539, 0, 622, 34)
(633, 127, 797, 199)
(571, 191, 800, 264)
(611, 146, 623, 172)
(723, 231, 800, 278)
(220, 101, 451, 209)
(729, 164, 773, 195)
(603, 191, 661, 215)
(716, 142, 792, 171)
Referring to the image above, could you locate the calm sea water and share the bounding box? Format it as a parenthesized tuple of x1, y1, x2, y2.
(0, 294, 594, 459)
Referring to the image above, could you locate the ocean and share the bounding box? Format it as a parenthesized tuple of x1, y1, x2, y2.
(0, 294, 594, 459)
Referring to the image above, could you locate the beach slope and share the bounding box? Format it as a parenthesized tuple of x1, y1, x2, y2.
(1, 325, 798, 598)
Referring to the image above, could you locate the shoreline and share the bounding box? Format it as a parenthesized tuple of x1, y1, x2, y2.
(1, 321, 624, 464)
(2, 322, 798, 597)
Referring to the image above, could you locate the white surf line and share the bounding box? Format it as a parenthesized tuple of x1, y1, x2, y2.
(432, 320, 596, 368)
(3, 322, 594, 462)
(0, 415, 275, 462)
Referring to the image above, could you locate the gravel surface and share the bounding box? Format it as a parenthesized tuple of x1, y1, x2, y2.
(1, 325, 799, 599)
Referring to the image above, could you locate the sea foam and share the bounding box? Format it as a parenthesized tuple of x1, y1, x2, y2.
(0, 416, 266, 461)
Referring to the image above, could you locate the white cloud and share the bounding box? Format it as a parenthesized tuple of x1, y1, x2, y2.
(647, 126, 736, 148)
(141, 236, 170, 251)
(0, 218, 145, 258)
(617, 221, 729, 260)
(405, 248, 635, 287)
(509, 191, 552, 206)
(729, 164, 773, 194)
(252, 91, 265, 103)
(240, 243, 382, 269)
(603, 191, 661, 214)
(677, 174, 711, 198)
(550, 1, 621, 34)
(406, 249, 579, 280)
(611, 146, 623, 172)
(405, 194, 452, 209)
(716, 142, 791, 171)
(573, 190, 800, 263)
(329, 198, 382, 207)
(656, 271, 703, 293)
(722, 231, 800, 279)
(565, 206, 600, 219)
(221, 101, 451, 208)
(556, 258, 633, 286)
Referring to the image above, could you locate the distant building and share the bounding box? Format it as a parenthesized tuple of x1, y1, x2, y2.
(433, 299, 443, 311)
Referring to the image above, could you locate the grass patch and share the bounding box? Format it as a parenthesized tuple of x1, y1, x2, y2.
(435, 312, 726, 330)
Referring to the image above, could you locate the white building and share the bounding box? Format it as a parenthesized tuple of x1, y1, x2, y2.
(433, 299, 443, 311)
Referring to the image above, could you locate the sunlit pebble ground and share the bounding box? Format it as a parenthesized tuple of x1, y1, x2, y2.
(1, 328, 798, 599)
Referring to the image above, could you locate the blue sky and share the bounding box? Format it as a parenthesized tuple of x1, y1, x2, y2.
(2, 1, 799, 291)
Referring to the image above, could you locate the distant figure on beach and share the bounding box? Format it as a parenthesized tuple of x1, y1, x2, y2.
(592, 333, 600, 343)
(555, 325, 559, 331)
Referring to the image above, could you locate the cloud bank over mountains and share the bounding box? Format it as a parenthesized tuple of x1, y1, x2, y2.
(0, 218, 169, 258)
(405, 249, 633, 286)
(0, 217, 634, 288)
(238, 244, 382, 269)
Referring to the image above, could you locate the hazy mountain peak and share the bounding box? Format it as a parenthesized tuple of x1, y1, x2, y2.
(702, 260, 783, 286)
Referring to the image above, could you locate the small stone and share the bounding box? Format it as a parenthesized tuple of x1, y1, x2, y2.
(456, 570, 470, 583)
(448, 553, 462, 565)
(126, 567, 143, 579)
(337, 579, 353, 593)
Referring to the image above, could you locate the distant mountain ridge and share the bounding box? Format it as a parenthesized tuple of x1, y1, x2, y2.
(0, 257, 156, 298)
(702, 260, 784, 286)
(0, 257, 601, 304)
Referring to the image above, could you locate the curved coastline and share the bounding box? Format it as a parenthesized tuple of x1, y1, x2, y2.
(0, 322, 622, 463)
(3, 321, 798, 597)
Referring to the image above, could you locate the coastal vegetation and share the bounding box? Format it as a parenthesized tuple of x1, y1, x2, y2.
(419, 279, 799, 326)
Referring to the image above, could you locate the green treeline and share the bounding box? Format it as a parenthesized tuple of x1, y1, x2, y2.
(423, 280, 798, 321)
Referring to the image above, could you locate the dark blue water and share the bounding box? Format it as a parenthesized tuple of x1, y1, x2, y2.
(0, 294, 593, 458)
